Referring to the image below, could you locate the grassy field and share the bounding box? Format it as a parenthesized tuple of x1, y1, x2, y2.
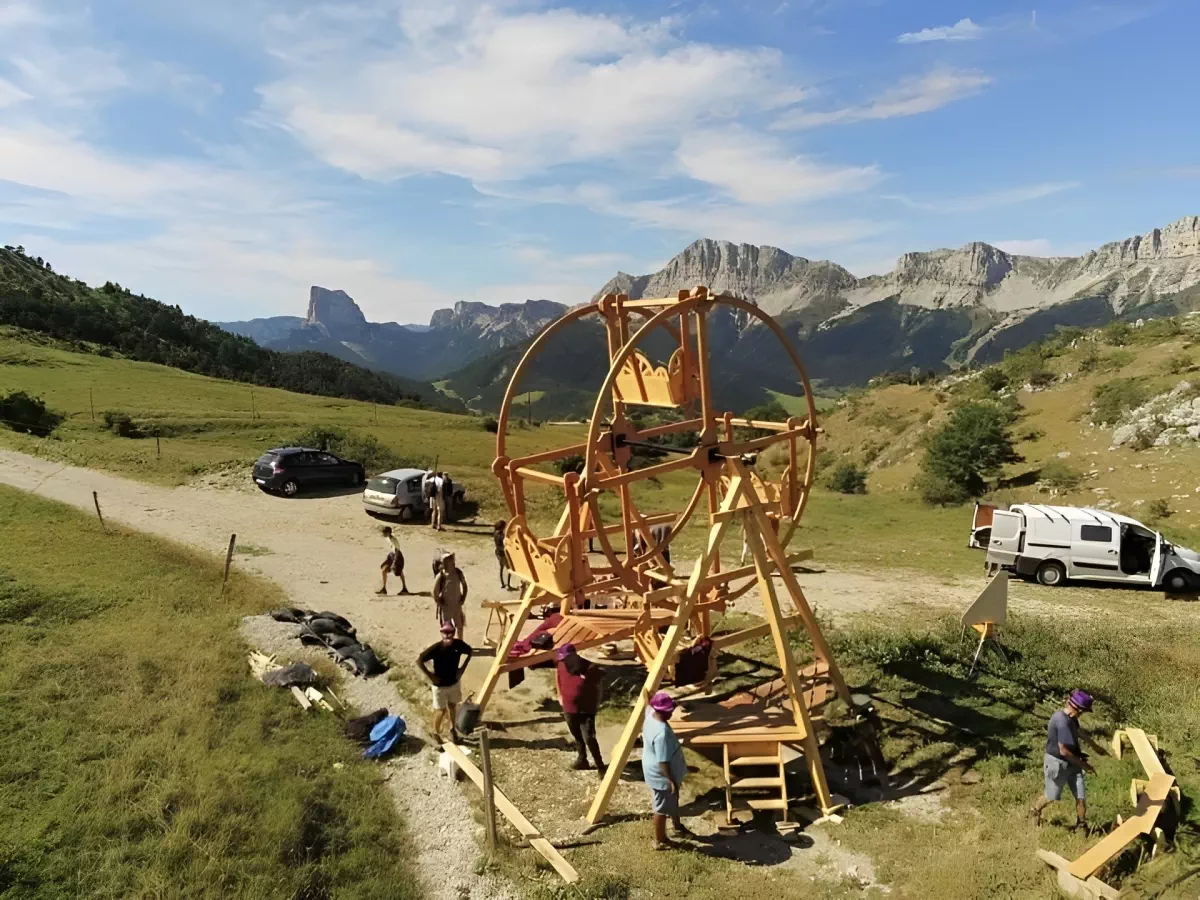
(0, 485, 419, 899)
(0, 330, 568, 516)
(819, 320, 1200, 551)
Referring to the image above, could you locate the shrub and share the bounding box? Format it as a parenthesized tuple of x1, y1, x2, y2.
(0, 390, 64, 437)
(1077, 346, 1102, 373)
(1091, 377, 1149, 425)
(826, 462, 867, 494)
(1017, 427, 1045, 442)
(1028, 370, 1056, 389)
(290, 426, 430, 475)
(554, 454, 585, 475)
(917, 402, 1022, 504)
(1039, 460, 1082, 492)
(1147, 498, 1173, 521)
(101, 409, 143, 438)
(482, 416, 499, 433)
(1163, 352, 1192, 375)
(1102, 321, 1131, 346)
(978, 368, 1009, 392)
(914, 471, 971, 506)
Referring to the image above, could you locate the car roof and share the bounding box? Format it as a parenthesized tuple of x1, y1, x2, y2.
(1010, 503, 1146, 529)
(265, 447, 322, 455)
(376, 468, 429, 480)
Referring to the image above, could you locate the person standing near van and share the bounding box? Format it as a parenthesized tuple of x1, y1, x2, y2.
(433, 551, 467, 637)
(1031, 690, 1095, 828)
(376, 526, 408, 595)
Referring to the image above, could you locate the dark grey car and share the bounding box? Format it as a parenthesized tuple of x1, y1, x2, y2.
(252, 447, 365, 496)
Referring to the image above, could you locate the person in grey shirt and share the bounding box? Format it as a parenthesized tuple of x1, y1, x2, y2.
(1031, 690, 1095, 828)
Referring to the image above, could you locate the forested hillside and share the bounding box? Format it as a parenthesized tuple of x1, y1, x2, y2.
(0, 246, 456, 409)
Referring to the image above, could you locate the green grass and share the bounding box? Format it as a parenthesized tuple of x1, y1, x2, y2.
(0, 485, 420, 899)
(829, 615, 1200, 899)
(0, 332, 578, 518)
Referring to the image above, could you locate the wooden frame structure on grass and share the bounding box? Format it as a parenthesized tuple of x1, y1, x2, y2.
(476, 286, 856, 822)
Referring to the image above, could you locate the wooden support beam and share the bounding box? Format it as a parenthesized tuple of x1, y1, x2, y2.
(513, 466, 567, 487)
(477, 582, 544, 711)
(742, 518, 835, 816)
(733, 459, 851, 707)
(1066, 771, 1174, 880)
(586, 473, 746, 824)
(442, 742, 579, 884)
(711, 614, 802, 650)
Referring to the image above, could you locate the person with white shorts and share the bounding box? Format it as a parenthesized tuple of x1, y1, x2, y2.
(417, 623, 473, 743)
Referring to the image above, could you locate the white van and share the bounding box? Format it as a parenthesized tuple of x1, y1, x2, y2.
(970, 503, 1200, 593)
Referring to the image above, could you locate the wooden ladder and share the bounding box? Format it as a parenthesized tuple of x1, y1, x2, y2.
(723, 740, 789, 825)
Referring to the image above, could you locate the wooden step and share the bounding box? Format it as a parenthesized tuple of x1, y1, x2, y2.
(728, 755, 781, 767)
(730, 776, 784, 790)
(732, 798, 788, 812)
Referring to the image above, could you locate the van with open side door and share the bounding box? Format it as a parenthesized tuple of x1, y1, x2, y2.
(970, 503, 1200, 593)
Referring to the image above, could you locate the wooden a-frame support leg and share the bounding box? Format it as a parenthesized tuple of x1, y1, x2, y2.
(742, 516, 836, 817)
(585, 474, 746, 825)
(732, 458, 852, 708)
(477, 582, 544, 712)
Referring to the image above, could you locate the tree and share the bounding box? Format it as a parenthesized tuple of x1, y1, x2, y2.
(917, 402, 1022, 504)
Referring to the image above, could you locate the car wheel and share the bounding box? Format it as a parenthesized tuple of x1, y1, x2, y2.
(1036, 560, 1066, 587)
(281, 480, 299, 497)
(399, 505, 413, 522)
(1164, 569, 1196, 594)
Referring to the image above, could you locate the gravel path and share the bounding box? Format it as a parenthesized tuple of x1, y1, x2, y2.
(239, 617, 513, 900)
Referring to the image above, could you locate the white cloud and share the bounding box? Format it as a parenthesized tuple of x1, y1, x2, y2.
(774, 68, 991, 129)
(883, 181, 1080, 213)
(897, 17, 985, 44)
(675, 128, 881, 204)
(0, 78, 31, 108)
(258, 5, 806, 183)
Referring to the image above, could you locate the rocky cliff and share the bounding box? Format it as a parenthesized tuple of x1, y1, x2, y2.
(218, 289, 565, 384)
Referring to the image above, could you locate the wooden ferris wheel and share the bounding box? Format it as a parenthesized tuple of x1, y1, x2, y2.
(476, 286, 856, 823)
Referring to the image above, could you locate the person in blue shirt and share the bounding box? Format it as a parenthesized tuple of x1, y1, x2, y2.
(1031, 690, 1096, 828)
(641, 691, 695, 849)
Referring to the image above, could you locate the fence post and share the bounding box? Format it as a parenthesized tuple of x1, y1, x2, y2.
(92, 490, 106, 531)
(89, 387, 95, 422)
(156, 435, 161, 458)
(480, 728, 498, 851)
(221, 533, 237, 598)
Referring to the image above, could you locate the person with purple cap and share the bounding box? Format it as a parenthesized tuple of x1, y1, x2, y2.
(642, 691, 694, 850)
(1031, 690, 1096, 828)
(555, 644, 606, 772)
(417, 623, 473, 743)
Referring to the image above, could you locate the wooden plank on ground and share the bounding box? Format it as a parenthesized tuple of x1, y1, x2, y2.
(442, 742, 579, 884)
(290, 686, 312, 710)
(1125, 728, 1166, 776)
(1066, 772, 1174, 879)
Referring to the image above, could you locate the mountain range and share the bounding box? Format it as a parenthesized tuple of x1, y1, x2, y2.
(218, 215, 1200, 414)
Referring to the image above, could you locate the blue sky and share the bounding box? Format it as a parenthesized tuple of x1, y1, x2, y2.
(0, 0, 1196, 325)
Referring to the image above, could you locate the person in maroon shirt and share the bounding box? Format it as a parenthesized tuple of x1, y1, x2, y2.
(555, 644, 606, 772)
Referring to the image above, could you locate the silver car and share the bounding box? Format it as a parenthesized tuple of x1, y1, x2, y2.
(362, 468, 429, 520)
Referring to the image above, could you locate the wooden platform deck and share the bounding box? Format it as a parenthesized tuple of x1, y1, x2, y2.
(500, 607, 676, 672)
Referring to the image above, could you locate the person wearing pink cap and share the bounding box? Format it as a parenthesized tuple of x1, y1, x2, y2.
(1031, 689, 1096, 828)
(555, 644, 605, 772)
(417, 623, 473, 743)
(642, 691, 694, 850)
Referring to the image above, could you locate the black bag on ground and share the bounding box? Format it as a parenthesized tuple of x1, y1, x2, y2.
(343, 645, 386, 677)
(345, 708, 389, 744)
(455, 701, 480, 735)
(530, 632, 554, 650)
(305, 617, 352, 637)
(270, 608, 311, 624)
(262, 661, 317, 688)
(313, 611, 355, 633)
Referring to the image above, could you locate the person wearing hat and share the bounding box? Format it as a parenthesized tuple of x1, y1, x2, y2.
(642, 691, 694, 849)
(417, 623, 473, 743)
(376, 526, 408, 596)
(555, 644, 606, 772)
(433, 551, 468, 638)
(1031, 690, 1096, 828)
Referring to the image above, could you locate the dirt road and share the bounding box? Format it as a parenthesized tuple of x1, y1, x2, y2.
(0, 449, 1149, 677)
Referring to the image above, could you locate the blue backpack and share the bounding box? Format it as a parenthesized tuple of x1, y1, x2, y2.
(363, 715, 406, 759)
